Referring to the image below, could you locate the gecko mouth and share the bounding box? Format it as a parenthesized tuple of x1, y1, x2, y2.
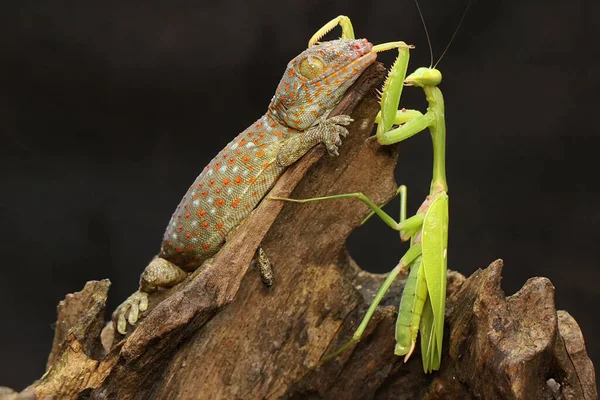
(325, 41, 413, 82)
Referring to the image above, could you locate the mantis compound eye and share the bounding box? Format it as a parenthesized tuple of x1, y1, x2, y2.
(298, 55, 325, 79)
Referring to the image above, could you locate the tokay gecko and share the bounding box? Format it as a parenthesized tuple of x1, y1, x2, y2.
(114, 38, 378, 334)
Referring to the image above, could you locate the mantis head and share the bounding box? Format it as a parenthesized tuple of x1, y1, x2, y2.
(405, 67, 442, 88)
(269, 39, 376, 130)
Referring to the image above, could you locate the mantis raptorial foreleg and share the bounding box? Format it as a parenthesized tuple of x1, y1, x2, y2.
(270, 16, 449, 373)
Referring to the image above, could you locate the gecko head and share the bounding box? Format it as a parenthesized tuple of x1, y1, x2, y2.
(268, 39, 376, 130)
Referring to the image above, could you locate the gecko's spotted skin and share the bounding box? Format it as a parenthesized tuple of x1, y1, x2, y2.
(159, 115, 295, 271)
(115, 39, 377, 334)
(162, 39, 375, 270)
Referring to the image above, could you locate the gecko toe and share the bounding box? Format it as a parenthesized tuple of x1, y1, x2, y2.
(330, 115, 353, 126)
(139, 292, 149, 312)
(336, 126, 349, 137)
(117, 305, 129, 335)
(128, 302, 139, 325)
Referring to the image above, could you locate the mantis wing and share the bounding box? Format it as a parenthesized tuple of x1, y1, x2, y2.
(420, 294, 437, 372)
(420, 192, 449, 371)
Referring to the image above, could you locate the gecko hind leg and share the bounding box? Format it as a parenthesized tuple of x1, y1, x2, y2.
(252, 246, 274, 287)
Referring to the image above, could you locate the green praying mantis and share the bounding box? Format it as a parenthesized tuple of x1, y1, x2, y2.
(271, 15, 449, 373)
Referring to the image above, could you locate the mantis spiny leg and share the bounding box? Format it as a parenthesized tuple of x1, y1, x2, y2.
(308, 15, 355, 47)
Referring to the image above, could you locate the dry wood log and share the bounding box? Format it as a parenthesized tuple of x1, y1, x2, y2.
(4, 63, 596, 400)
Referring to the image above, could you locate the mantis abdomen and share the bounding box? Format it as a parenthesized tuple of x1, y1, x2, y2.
(395, 256, 427, 359)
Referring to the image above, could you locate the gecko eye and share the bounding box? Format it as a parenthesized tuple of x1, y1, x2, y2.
(298, 55, 325, 79)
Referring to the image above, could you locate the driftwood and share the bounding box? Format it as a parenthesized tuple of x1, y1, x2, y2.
(4, 63, 596, 399)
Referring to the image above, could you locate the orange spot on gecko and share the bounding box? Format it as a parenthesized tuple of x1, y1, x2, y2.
(228, 158, 236, 165)
(215, 198, 225, 207)
(201, 221, 209, 228)
(245, 204, 251, 209)
(197, 209, 207, 218)
(231, 198, 240, 207)
(185, 212, 191, 219)
(260, 144, 266, 148)
(216, 222, 224, 230)
(223, 177, 231, 186)
(209, 180, 215, 187)
(248, 177, 257, 185)
(247, 132, 254, 137)
(197, 182, 203, 188)
(215, 189, 221, 194)
(214, 162, 221, 171)
(202, 243, 211, 251)
(239, 139, 247, 146)
(235, 176, 243, 184)
(263, 162, 271, 169)
(194, 231, 201, 237)
(252, 191, 258, 197)
(274, 131, 284, 138)
(270, 121, 278, 128)
(256, 150, 265, 157)
(242, 156, 251, 163)
(193, 193, 198, 200)
(185, 232, 192, 239)
(177, 224, 183, 232)
(201, 191, 208, 198)
(177, 247, 184, 253)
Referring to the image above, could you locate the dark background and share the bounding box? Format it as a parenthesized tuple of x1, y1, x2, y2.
(1, 0, 598, 391)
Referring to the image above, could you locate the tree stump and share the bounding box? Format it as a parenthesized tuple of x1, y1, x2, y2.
(3, 63, 596, 400)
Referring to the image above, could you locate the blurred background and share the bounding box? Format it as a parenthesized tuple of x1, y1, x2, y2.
(1, 0, 598, 391)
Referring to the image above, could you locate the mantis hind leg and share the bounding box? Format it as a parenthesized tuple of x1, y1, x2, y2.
(269, 187, 424, 237)
(319, 242, 423, 363)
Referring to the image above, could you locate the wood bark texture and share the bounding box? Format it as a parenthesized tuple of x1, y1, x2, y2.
(2, 63, 596, 400)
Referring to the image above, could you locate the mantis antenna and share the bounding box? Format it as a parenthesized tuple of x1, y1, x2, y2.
(433, 0, 472, 68)
(413, 0, 434, 68)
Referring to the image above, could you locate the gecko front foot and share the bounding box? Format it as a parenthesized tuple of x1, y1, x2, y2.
(114, 290, 149, 335)
(276, 114, 354, 167)
(317, 114, 353, 156)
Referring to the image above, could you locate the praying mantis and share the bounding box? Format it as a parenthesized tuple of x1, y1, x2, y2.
(271, 15, 449, 373)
